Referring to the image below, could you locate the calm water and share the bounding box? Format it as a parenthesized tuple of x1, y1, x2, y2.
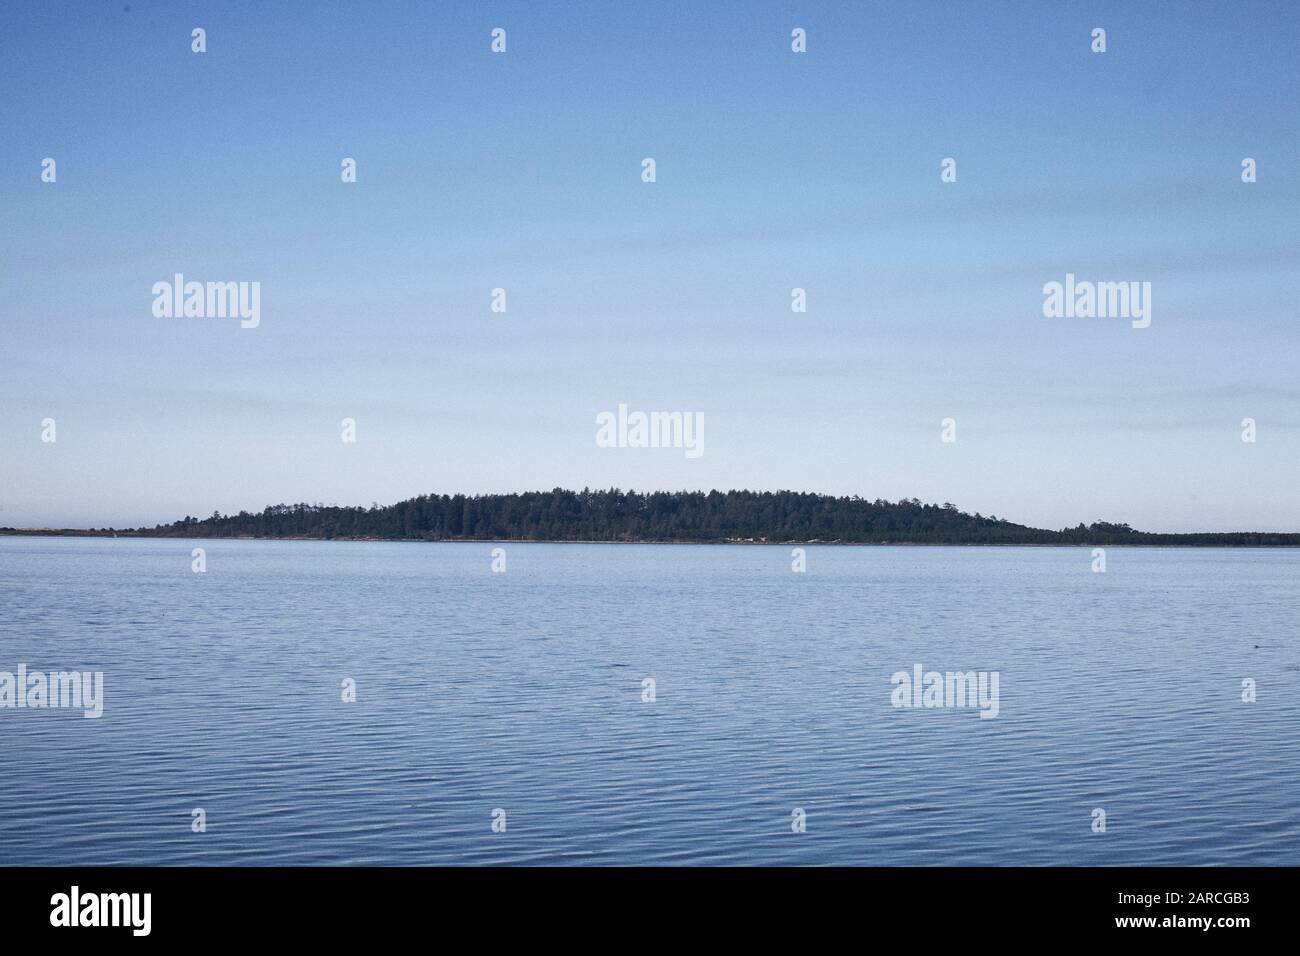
(0, 536, 1296, 866)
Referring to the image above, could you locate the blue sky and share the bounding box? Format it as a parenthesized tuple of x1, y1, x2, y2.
(2, 1, 1297, 531)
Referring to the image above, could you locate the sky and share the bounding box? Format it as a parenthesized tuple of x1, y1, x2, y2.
(1, 0, 1297, 532)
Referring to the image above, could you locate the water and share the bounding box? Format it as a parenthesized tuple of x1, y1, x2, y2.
(0, 536, 1296, 866)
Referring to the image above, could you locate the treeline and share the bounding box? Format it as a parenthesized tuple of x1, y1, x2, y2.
(46, 489, 1300, 545)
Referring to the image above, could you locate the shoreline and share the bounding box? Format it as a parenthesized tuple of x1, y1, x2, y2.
(2, 530, 1298, 549)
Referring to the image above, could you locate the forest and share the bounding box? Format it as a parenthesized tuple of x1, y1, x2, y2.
(11, 489, 1296, 546)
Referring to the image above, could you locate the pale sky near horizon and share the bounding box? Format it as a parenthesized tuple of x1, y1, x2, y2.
(2, 1, 1298, 532)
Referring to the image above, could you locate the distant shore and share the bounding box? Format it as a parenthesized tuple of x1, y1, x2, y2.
(7, 488, 1299, 548)
(3, 529, 1298, 548)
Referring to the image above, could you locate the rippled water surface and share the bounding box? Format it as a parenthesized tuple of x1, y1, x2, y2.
(1, 536, 1296, 865)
